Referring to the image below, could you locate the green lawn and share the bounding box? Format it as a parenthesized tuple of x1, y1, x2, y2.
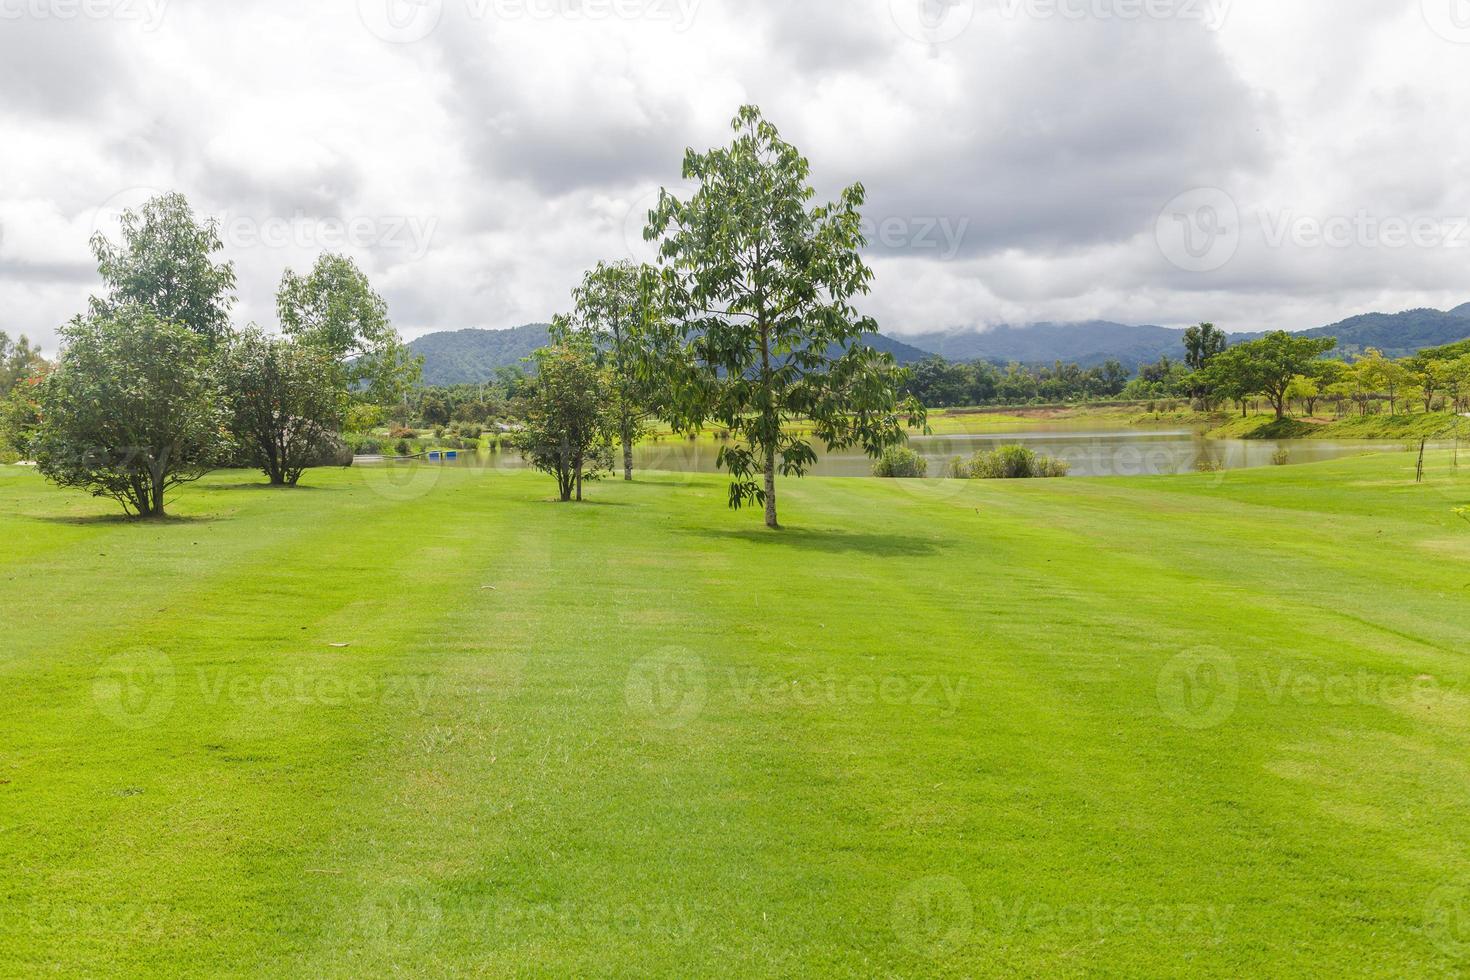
(3, 454, 1470, 976)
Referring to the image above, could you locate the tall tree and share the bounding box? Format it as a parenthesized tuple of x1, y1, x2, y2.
(1183, 322, 1228, 371)
(645, 105, 925, 528)
(550, 260, 660, 481)
(89, 192, 237, 345)
(277, 253, 421, 404)
(220, 329, 349, 486)
(30, 306, 226, 517)
(1183, 321, 1228, 407)
(514, 340, 616, 502)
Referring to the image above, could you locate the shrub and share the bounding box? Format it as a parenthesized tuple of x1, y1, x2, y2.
(1194, 456, 1223, 473)
(394, 439, 410, 457)
(962, 445, 1069, 480)
(354, 438, 383, 455)
(1271, 448, 1290, 466)
(873, 446, 928, 478)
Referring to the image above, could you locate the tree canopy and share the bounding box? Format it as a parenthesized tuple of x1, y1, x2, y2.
(89, 192, 237, 345)
(1203, 332, 1337, 419)
(550, 260, 661, 481)
(278, 253, 421, 404)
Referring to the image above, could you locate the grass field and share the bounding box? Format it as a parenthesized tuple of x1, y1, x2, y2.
(4, 454, 1470, 976)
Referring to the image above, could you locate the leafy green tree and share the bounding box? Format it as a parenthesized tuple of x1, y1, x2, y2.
(1208, 332, 1336, 419)
(0, 332, 47, 393)
(277, 253, 420, 404)
(1183, 322, 1228, 371)
(220, 329, 348, 486)
(514, 340, 616, 502)
(1183, 322, 1228, 406)
(30, 306, 227, 517)
(1355, 348, 1410, 416)
(0, 381, 43, 461)
(1284, 374, 1321, 416)
(1443, 355, 1470, 414)
(89, 192, 237, 345)
(551, 260, 661, 481)
(644, 105, 925, 528)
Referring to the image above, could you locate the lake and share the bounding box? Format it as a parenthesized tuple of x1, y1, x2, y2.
(375, 427, 1419, 478)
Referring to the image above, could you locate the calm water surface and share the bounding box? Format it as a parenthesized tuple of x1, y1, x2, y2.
(384, 427, 1413, 478)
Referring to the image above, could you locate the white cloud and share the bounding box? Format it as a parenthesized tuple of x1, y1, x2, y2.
(2, 0, 1467, 354)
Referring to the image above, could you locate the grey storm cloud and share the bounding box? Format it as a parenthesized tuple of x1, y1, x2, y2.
(0, 17, 134, 118)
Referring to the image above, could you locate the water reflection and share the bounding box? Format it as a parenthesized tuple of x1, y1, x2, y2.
(371, 428, 1408, 479)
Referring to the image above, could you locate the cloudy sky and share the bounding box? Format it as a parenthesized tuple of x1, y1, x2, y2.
(3, 0, 1469, 353)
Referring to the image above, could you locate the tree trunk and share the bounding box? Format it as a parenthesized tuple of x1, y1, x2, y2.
(575, 464, 583, 502)
(622, 427, 634, 482)
(763, 444, 778, 530)
(147, 461, 167, 518)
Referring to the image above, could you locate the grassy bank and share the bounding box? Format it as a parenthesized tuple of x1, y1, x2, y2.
(2, 455, 1470, 975)
(1209, 411, 1470, 441)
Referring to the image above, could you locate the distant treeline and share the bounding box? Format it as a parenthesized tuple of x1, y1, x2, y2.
(903, 324, 1470, 419)
(901, 355, 1133, 408)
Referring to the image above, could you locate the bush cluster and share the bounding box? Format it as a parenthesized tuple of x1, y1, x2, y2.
(872, 446, 928, 478)
(951, 445, 1069, 480)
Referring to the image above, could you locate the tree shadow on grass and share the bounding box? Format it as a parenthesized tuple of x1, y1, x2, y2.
(208, 483, 339, 492)
(29, 512, 224, 526)
(533, 498, 633, 507)
(681, 526, 948, 557)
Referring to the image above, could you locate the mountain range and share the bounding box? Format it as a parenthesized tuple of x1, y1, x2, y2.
(408, 303, 1470, 385)
(409, 323, 932, 386)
